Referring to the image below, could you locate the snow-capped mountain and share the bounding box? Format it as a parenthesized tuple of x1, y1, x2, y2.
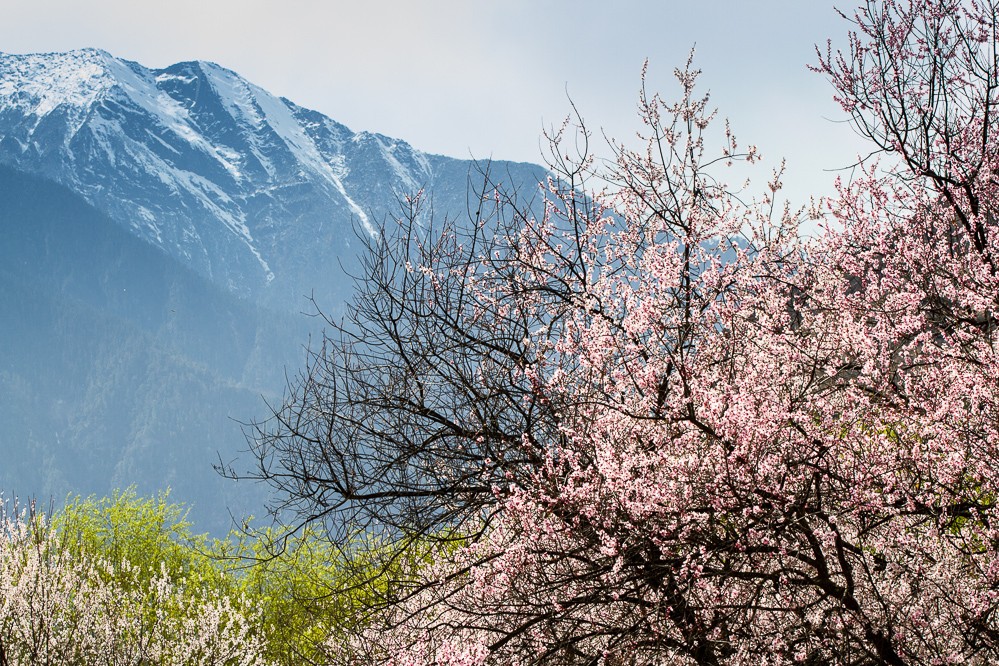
(0, 48, 547, 532)
(0, 48, 545, 307)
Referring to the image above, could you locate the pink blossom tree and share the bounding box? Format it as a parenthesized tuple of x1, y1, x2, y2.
(248, 1, 999, 664)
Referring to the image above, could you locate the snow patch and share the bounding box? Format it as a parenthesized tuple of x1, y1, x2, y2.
(154, 72, 197, 85)
(201, 62, 375, 234)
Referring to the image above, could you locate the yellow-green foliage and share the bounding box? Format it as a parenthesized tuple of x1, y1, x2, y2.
(0, 493, 270, 665)
(40, 489, 432, 665)
(231, 528, 356, 664)
(230, 526, 434, 664)
(53, 488, 224, 589)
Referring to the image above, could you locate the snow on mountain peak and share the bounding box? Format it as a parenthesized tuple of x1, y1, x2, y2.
(0, 49, 544, 307)
(0, 48, 118, 118)
(0, 48, 428, 292)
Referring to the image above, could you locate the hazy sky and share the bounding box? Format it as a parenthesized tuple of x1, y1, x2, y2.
(1, 1, 870, 205)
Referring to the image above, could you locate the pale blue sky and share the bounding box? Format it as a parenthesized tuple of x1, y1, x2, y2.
(1, 0, 869, 206)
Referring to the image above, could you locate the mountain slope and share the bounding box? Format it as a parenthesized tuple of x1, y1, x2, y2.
(0, 49, 548, 531)
(0, 164, 298, 532)
(0, 49, 546, 310)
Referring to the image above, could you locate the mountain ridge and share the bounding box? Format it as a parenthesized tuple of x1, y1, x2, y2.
(0, 48, 549, 531)
(0, 48, 546, 309)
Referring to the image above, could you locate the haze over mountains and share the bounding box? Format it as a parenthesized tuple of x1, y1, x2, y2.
(0, 48, 547, 531)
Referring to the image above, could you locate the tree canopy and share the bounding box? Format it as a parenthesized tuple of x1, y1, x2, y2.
(243, 1, 999, 663)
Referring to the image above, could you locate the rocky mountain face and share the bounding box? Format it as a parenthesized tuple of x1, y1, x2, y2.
(0, 48, 544, 308)
(0, 49, 547, 532)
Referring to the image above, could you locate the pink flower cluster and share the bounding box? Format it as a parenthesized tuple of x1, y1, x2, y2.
(349, 2, 999, 664)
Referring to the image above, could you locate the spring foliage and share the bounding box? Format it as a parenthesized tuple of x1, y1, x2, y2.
(0, 490, 381, 666)
(0, 491, 267, 665)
